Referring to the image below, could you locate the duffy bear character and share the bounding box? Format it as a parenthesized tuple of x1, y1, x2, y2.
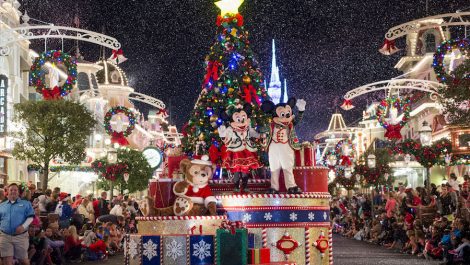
(218, 103, 262, 193)
(146, 155, 217, 216)
(261, 98, 306, 194)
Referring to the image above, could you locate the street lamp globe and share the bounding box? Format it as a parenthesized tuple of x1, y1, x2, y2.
(367, 154, 376, 169)
(419, 121, 432, 146)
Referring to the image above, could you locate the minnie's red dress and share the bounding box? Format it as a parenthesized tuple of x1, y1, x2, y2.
(221, 126, 261, 173)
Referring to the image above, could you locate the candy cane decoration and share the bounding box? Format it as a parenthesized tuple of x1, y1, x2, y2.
(305, 227, 311, 265)
(328, 228, 333, 264)
(262, 228, 267, 248)
(186, 235, 190, 265)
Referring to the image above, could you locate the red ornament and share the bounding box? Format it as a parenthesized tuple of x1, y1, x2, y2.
(275, 232, 300, 258)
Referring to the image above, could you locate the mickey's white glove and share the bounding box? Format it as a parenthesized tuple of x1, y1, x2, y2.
(296, 99, 306, 112)
(218, 125, 227, 138)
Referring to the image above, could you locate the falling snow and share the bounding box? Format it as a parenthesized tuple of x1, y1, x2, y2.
(21, 0, 465, 138)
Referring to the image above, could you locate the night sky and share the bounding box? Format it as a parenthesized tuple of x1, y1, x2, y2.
(22, 0, 465, 140)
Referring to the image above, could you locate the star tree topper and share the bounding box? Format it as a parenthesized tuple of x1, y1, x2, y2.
(215, 0, 244, 16)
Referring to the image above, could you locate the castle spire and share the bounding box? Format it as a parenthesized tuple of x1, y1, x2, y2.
(268, 39, 283, 104)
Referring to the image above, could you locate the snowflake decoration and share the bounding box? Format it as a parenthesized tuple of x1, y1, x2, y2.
(142, 239, 158, 260)
(323, 212, 328, 220)
(289, 212, 298, 221)
(308, 212, 315, 221)
(129, 239, 139, 259)
(264, 212, 273, 221)
(192, 239, 212, 261)
(166, 239, 183, 261)
(243, 213, 252, 222)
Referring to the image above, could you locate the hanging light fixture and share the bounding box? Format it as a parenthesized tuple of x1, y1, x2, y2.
(419, 121, 433, 146)
(404, 154, 411, 166)
(344, 167, 352, 179)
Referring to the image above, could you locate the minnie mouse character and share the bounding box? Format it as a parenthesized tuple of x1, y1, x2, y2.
(261, 98, 306, 194)
(218, 103, 262, 192)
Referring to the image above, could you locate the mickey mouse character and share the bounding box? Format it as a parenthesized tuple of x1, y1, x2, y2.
(219, 103, 262, 192)
(261, 98, 306, 194)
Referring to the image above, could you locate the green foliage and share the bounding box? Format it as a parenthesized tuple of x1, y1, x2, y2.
(12, 99, 96, 190)
(91, 148, 153, 193)
(393, 138, 452, 168)
(182, 14, 270, 155)
(354, 148, 393, 188)
(438, 59, 470, 126)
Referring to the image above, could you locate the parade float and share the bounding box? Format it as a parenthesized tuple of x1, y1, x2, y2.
(125, 0, 332, 264)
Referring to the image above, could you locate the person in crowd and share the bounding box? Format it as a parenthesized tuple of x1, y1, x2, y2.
(385, 191, 397, 218)
(0, 183, 35, 265)
(46, 193, 59, 213)
(44, 227, 65, 265)
(0, 189, 5, 202)
(78, 198, 95, 223)
(449, 173, 460, 193)
(55, 193, 72, 229)
(63, 225, 81, 262)
(95, 192, 109, 219)
(109, 202, 125, 217)
(37, 189, 52, 214)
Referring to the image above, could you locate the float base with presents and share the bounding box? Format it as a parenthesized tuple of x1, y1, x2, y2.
(127, 147, 332, 265)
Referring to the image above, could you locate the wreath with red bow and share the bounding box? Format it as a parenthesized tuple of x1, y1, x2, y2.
(30, 50, 77, 99)
(433, 38, 470, 84)
(104, 106, 136, 146)
(335, 139, 355, 167)
(376, 96, 411, 140)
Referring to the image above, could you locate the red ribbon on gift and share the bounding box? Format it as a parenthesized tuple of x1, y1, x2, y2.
(111, 49, 124, 59)
(42, 86, 61, 100)
(203, 61, 221, 86)
(219, 220, 245, 235)
(111, 131, 129, 146)
(384, 124, 403, 140)
(243, 84, 260, 106)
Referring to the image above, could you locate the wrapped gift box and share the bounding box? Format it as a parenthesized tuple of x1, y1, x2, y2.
(216, 228, 248, 265)
(141, 236, 161, 265)
(248, 248, 270, 264)
(294, 142, 314, 167)
(148, 179, 177, 208)
(190, 235, 214, 265)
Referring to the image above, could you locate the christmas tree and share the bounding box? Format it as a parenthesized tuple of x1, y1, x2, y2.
(183, 0, 270, 156)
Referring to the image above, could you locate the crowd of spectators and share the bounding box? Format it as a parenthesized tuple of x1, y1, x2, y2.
(331, 174, 470, 265)
(0, 182, 144, 265)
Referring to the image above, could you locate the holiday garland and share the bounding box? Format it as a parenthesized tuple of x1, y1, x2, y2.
(334, 167, 357, 191)
(30, 50, 77, 99)
(432, 38, 470, 84)
(393, 138, 452, 168)
(376, 96, 411, 140)
(104, 106, 136, 146)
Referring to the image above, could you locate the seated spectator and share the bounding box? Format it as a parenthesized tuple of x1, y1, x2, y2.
(46, 193, 59, 213)
(64, 225, 82, 262)
(44, 227, 65, 265)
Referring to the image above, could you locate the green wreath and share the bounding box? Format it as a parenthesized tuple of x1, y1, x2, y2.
(30, 50, 77, 99)
(433, 38, 470, 84)
(104, 106, 136, 137)
(377, 96, 411, 129)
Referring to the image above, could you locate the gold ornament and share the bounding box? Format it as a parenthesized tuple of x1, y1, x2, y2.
(210, 116, 217, 122)
(199, 133, 205, 140)
(228, 87, 235, 93)
(242, 75, 251, 84)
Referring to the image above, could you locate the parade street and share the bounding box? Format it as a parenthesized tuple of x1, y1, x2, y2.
(333, 234, 441, 265)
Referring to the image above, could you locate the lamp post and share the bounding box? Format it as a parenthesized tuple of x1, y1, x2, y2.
(107, 147, 118, 198)
(367, 154, 376, 169)
(419, 121, 433, 190)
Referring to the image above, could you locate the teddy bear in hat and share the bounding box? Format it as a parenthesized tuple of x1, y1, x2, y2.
(147, 155, 217, 216)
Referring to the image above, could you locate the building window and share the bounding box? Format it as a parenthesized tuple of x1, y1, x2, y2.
(425, 34, 436, 53)
(77, 72, 90, 91)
